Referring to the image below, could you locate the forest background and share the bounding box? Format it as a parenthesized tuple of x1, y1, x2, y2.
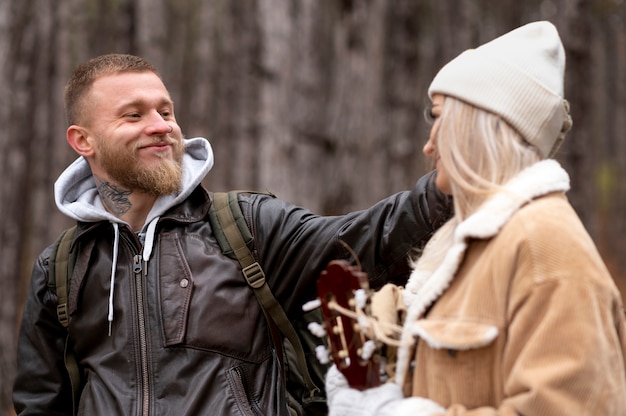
(1, 0, 625, 414)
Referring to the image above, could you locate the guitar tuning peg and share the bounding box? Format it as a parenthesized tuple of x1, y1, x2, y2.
(315, 345, 330, 365)
(357, 316, 371, 332)
(307, 322, 327, 338)
(302, 298, 322, 312)
(354, 289, 367, 310)
(360, 340, 376, 360)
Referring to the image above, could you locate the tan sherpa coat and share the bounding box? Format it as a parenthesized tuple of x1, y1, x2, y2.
(389, 160, 626, 415)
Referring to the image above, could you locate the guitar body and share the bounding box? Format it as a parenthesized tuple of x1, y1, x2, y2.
(317, 260, 381, 390)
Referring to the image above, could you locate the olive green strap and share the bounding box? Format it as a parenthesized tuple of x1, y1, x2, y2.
(211, 192, 319, 396)
(52, 226, 76, 327)
(50, 225, 82, 416)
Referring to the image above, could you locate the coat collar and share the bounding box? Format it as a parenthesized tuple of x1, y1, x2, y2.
(395, 159, 570, 386)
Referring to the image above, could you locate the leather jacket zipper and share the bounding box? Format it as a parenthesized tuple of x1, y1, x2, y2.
(133, 254, 150, 416)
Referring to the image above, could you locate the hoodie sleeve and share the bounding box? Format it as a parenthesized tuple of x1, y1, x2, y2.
(13, 247, 76, 416)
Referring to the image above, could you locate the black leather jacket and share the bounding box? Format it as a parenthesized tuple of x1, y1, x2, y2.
(13, 171, 451, 415)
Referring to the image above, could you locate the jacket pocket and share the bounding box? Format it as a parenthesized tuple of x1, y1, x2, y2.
(411, 318, 501, 407)
(227, 366, 263, 416)
(158, 233, 194, 346)
(411, 319, 498, 351)
(157, 232, 271, 362)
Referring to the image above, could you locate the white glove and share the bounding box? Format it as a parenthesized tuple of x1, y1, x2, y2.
(395, 397, 447, 415)
(325, 365, 445, 416)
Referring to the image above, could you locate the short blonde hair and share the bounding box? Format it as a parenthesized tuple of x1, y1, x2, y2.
(64, 54, 158, 126)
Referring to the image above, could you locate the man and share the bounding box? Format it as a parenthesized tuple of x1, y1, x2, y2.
(13, 54, 451, 415)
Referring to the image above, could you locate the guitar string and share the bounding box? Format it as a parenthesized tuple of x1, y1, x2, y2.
(328, 301, 412, 348)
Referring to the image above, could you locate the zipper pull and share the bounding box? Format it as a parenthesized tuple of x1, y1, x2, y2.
(133, 254, 142, 274)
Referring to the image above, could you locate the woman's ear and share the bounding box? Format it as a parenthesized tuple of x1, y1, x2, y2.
(67, 125, 95, 157)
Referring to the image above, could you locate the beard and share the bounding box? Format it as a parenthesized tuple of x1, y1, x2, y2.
(97, 136, 185, 196)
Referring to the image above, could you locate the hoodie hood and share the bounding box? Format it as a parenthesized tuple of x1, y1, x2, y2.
(55, 137, 214, 229)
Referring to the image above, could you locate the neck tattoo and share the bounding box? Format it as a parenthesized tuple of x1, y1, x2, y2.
(97, 181, 132, 216)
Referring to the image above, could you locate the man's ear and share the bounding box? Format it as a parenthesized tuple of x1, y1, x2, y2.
(67, 125, 95, 157)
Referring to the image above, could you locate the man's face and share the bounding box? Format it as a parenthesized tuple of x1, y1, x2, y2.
(82, 71, 185, 195)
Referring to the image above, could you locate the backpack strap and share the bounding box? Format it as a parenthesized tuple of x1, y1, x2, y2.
(208, 191, 320, 398)
(49, 225, 82, 416)
(50, 226, 76, 327)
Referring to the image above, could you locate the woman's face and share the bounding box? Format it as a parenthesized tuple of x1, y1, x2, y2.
(423, 94, 451, 194)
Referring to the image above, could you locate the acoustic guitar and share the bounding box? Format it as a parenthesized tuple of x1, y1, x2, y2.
(308, 260, 381, 390)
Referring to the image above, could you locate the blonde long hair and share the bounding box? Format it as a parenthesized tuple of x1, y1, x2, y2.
(413, 96, 542, 271)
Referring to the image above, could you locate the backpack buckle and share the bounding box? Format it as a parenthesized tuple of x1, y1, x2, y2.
(57, 303, 70, 327)
(243, 262, 266, 288)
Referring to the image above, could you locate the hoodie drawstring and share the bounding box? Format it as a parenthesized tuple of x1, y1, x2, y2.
(107, 217, 160, 336)
(142, 217, 159, 262)
(108, 222, 120, 336)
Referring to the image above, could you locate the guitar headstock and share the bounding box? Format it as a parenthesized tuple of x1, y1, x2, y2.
(315, 260, 380, 390)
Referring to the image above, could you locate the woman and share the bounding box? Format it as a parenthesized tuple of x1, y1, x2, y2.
(325, 21, 626, 415)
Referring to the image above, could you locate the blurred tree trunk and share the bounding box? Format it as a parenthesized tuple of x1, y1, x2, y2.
(1, 0, 625, 413)
(0, 1, 18, 415)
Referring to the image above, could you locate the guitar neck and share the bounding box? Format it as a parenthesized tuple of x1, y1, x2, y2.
(316, 260, 381, 390)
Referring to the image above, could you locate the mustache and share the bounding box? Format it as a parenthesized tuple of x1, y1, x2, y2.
(135, 136, 180, 149)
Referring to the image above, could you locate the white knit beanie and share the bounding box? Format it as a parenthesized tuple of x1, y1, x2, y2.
(428, 21, 573, 158)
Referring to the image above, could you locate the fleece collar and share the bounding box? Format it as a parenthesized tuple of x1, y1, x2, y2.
(395, 159, 570, 386)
